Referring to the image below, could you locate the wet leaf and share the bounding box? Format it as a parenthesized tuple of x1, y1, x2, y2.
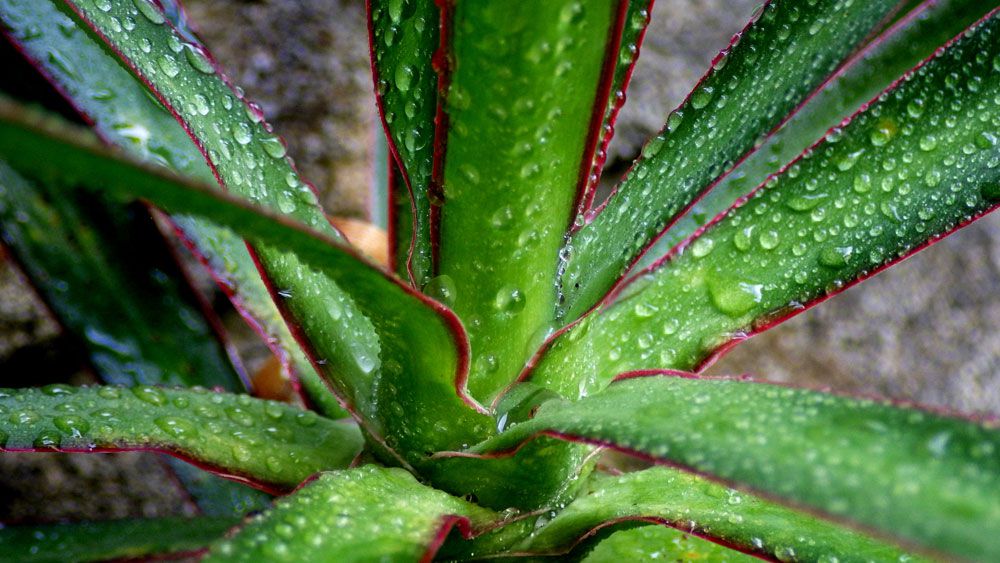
(0, 0, 348, 420)
(471, 374, 1000, 560)
(579, 525, 756, 562)
(206, 466, 497, 562)
(558, 0, 900, 322)
(535, 10, 1000, 397)
(437, 0, 625, 401)
(0, 99, 493, 465)
(57, 0, 490, 462)
(0, 385, 362, 490)
(643, 0, 997, 263)
(0, 516, 238, 563)
(369, 0, 439, 286)
(516, 466, 921, 560)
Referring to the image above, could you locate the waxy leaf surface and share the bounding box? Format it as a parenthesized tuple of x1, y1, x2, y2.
(0, 0, 347, 419)
(0, 516, 239, 563)
(535, 11, 1000, 396)
(0, 99, 493, 464)
(558, 0, 899, 321)
(206, 466, 496, 562)
(472, 375, 1000, 560)
(437, 0, 623, 401)
(517, 466, 920, 561)
(645, 0, 998, 260)
(58, 0, 489, 461)
(369, 0, 438, 286)
(0, 385, 362, 489)
(581, 525, 754, 562)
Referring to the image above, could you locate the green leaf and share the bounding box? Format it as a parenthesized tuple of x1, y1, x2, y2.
(641, 0, 998, 265)
(0, 163, 270, 517)
(0, 0, 347, 420)
(369, 0, 438, 286)
(578, 0, 653, 211)
(0, 384, 362, 489)
(0, 516, 239, 563)
(0, 163, 244, 390)
(558, 0, 900, 322)
(0, 98, 492, 464)
(516, 466, 921, 560)
(54, 0, 381, 421)
(55, 0, 491, 461)
(579, 525, 756, 563)
(469, 374, 1000, 560)
(533, 10, 1000, 397)
(205, 466, 497, 562)
(437, 0, 625, 401)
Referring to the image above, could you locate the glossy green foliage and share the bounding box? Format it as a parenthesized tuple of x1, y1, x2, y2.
(579, 525, 755, 562)
(0, 516, 238, 563)
(0, 100, 493, 465)
(472, 375, 1000, 560)
(580, 0, 652, 209)
(516, 466, 919, 560)
(0, 163, 242, 389)
(370, 0, 438, 285)
(207, 466, 496, 562)
(0, 385, 362, 489)
(0, 160, 270, 515)
(0, 0, 345, 419)
(535, 12, 1000, 397)
(438, 0, 620, 401)
(558, 0, 899, 321)
(59, 0, 387, 432)
(645, 0, 997, 261)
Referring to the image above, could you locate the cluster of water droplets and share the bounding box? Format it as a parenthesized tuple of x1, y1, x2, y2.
(558, 0, 900, 321)
(209, 466, 490, 561)
(540, 13, 1000, 399)
(0, 384, 340, 485)
(519, 375, 1000, 557)
(80, 0, 327, 230)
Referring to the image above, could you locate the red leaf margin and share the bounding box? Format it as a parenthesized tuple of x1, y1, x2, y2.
(512, 1, 1000, 401)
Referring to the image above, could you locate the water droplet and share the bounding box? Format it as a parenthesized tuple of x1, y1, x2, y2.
(132, 0, 166, 24)
(818, 246, 852, 268)
(758, 230, 780, 250)
(184, 43, 215, 74)
(690, 86, 714, 109)
(233, 123, 253, 145)
(132, 385, 167, 406)
(261, 137, 287, 159)
(157, 55, 180, 78)
(423, 275, 457, 307)
(709, 279, 763, 317)
(494, 286, 526, 314)
(53, 415, 90, 437)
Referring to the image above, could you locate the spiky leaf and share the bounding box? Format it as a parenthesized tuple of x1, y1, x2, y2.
(206, 466, 496, 562)
(0, 98, 493, 464)
(369, 0, 438, 286)
(645, 0, 997, 261)
(0, 0, 347, 419)
(0, 385, 362, 489)
(558, 0, 900, 321)
(515, 466, 921, 560)
(534, 10, 1000, 396)
(470, 374, 1000, 560)
(436, 0, 627, 400)
(0, 516, 239, 563)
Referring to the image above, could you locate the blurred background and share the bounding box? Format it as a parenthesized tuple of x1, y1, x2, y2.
(1, 0, 998, 522)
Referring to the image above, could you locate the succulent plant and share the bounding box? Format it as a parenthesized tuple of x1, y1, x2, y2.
(0, 0, 998, 560)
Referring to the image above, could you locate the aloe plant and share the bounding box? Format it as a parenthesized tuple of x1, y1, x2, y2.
(0, 0, 997, 560)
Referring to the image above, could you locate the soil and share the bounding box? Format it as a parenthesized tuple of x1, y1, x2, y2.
(1, 0, 999, 526)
